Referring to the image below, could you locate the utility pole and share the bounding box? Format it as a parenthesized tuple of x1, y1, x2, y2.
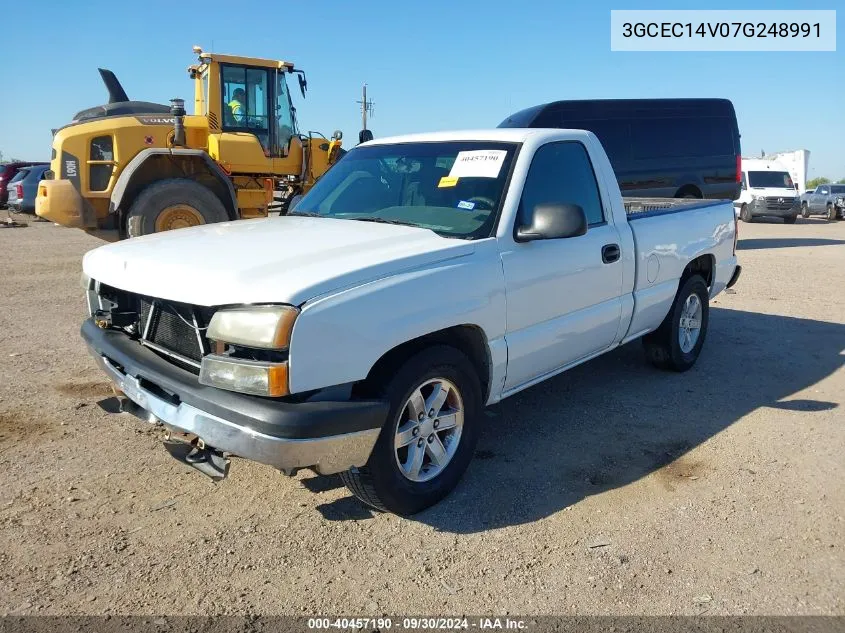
(356, 84, 374, 143)
(357, 83, 374, 131)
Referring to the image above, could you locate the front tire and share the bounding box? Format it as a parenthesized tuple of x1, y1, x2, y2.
(643, 274, 710, 372)
(125, 179, 230, 238)
(340, 346, 482, 515)
(739, 203, 752, 223)
(783, 214, 798, 224)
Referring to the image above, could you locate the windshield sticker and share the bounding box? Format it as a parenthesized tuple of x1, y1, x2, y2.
(457, 200, 476, 210)
(448, 150, 507, 179)
(438, 176, 459, 188)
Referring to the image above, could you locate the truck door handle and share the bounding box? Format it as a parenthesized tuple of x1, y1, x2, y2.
(601, 244, 620, 264)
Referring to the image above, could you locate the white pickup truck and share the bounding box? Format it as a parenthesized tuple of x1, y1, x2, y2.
(80, 129, 742, 515)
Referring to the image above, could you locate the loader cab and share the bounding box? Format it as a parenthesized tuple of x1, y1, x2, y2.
(191, 50, 302, 170)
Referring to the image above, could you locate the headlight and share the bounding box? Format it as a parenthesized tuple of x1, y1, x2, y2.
(206, 305, 299, 349)
(199, 355, 288, 397)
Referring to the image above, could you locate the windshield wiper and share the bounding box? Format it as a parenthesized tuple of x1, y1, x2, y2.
(348, 217, 416, 227)
(287, 211, 324, 218)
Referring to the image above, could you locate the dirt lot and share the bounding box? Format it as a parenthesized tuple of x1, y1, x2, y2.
(0, 213, 843, 616)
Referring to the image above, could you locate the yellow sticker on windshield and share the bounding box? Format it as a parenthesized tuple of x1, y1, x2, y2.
(438, 176, 459, 188)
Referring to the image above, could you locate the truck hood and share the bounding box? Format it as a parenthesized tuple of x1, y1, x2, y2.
(82, 216, 475, 307)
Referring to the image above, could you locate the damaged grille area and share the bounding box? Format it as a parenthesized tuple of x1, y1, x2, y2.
(98, 285, 216, 372)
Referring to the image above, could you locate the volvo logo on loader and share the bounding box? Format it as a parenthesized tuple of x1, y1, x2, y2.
(136, 116, 177, 125)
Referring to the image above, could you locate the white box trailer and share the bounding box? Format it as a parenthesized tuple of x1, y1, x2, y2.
(757, 150, 811, 194)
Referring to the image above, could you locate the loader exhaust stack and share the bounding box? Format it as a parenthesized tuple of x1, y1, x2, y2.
(170, 98, 186, 147)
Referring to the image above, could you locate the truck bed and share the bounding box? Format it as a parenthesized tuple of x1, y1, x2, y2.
(623, 197, 728, 220)
(621, 194, 737, 343)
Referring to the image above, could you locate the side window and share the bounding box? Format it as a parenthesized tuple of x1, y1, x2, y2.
(221, 65, 269, 132)
(201, 69, 210, 116)
(519, 142, 605, 228)
(89, 136, 114, 192)
(275, 71, 295, 151)
(631, 117, 733, 159)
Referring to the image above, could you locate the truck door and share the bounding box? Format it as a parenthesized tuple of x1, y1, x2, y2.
(500, 140, 624, 391)
(813, 186, 829, 211)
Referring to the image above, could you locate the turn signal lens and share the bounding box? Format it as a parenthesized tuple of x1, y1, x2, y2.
(199, 355, 289, 397)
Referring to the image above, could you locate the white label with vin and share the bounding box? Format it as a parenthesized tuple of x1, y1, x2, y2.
(448, 150, 507, 178)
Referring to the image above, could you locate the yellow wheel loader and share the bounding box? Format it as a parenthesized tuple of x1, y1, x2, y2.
(36, 46, 346, 240)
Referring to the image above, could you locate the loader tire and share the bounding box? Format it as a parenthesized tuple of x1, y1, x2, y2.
(125, 179, 229, 238)
(340, 345, 482, 516)
(643, 274, 710, 373)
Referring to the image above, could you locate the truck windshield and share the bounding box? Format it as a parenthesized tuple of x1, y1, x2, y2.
(290, 141, 518, 239)
(748, 171, 794, 189)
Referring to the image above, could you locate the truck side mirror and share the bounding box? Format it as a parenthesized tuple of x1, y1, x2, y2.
(516, 203, 587, 242)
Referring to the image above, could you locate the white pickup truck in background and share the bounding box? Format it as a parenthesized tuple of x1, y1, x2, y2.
(80, 128, 742, 515)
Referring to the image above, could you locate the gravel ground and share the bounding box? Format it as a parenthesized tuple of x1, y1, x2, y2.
(0, 213, 843, 616)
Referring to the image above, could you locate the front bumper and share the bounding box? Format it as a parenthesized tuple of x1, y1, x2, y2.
(726, 264, 742, 289)
(81, 319, 388, 476)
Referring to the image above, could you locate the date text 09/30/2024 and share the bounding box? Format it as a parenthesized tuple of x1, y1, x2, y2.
(307, 617, 528, 630)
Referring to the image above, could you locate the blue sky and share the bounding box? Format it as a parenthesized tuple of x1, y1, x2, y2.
(2, 0, 842, 179)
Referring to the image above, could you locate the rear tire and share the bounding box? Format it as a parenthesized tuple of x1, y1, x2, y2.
(125, 179, 230, 238)
(643, 274, 710, 373)
(801, 203, 810, 218)
(739, 203, 752, 222)
(340, 345, 482, 515)
(676, 188, 702, 199)
(828, 204, 840, 221)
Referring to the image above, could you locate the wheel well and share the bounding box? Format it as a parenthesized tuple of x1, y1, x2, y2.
(362, 325, 492, 403)
(682, 254, 714, 289)
(675, 184, 703, 199)
(117, 155, 237, 232)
